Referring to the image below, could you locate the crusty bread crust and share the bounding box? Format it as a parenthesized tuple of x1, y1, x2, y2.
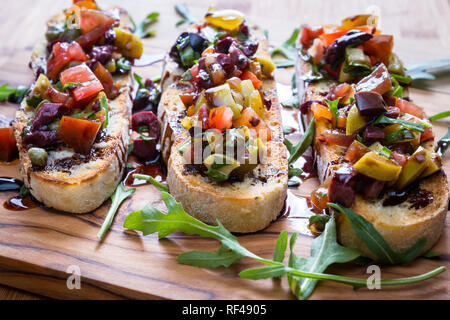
(297, 59, 449, 258)
(12, 7, 132, 214)
(159, 27, 289, 233)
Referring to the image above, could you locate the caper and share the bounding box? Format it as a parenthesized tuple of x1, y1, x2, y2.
(28, 147, 48, 167)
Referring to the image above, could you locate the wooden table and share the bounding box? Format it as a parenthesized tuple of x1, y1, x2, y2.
(0, 0, 449, 300)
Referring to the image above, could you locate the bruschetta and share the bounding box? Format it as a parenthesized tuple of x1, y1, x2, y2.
(158, 9, 288, 233)
(13, 0, 143, 213)
(296, 14, 448, 259)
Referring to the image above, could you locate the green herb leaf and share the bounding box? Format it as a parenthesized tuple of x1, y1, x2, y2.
(132, 174, 169, 193)
(385, 129, 415, 143)
(0, 83, 28, 103)
(175, 3, 197, 26)
(325, 98, 341, 127)
(270, 27, 301, 68)
(328, 203, 427, 264)
(423, 251, 442, 259)
(391, 73, 412, 85)
(19, 185, 30, 198)
(429, 111, 450, 122)
(117, 58, 132, 71)
(343, 62, 373, 76)
(239, 265, 287, 280)
(373, 115, 425, 133)
(99, 94, 109, 129)
(436, 127, 450, 156)
(405, 59, 450, 81)
(288, 178, 301, 187)
(62, 81, 93, 90)
(273, 231, 288, 263)
(133, 73, 145, 89)
(286, 118, 315, 165)
(288, 167, 303, 178)
(97, 183, 136, 239)
(133, 12, 159, 38)
(308, 214, 330, 232)
(124, 193, 446, 298)
(290, 215, 361, 299)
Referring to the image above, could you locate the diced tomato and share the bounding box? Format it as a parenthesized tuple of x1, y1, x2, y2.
(308, 38, 325, 65)
(311, 103, 333, 122)
(395, 98, 426, 119)
(323, 63, 341, 79)
(92, 62, 116, 99)
(317, 131, 354, 147)
(320, 26, 373, 47)
(232, 108, 272, 142)
(363, 35, 394, 65)
(45, 85, 77, 108)
(391, 151, 408, 167)
(337, 114, 347, 128)
(179, 94, 195, 106)
(189, 64, 199, 80)
(46, 41, 89, 79)
(197, 105, 209, 129)
(209, 106, 233, 131)
(420, 127, 435, 143)
(344, 140, 369, 163)
(60, 64, 104, 102)
(57, 116, 101, 154)
(0, 127, 17, 162)
(240, 70, 262, 89)
(76, 16, 115, 48)
(79, 9, 113, 34)
(328, 83, 352, 102)
(73, 0, 97, 10)
(201, 47, 215, 57)
(299, 26, 324, 48)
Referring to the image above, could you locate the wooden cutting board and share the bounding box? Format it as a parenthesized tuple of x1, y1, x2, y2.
(0, 0, 449, 300)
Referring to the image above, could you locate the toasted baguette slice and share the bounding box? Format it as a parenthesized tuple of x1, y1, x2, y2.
(158, 27, 288, 233)
(297, 59, 449, 259)
(12, 7, 133, 214)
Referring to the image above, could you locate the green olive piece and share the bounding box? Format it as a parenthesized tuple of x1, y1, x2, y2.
(28, 147, 48, 167)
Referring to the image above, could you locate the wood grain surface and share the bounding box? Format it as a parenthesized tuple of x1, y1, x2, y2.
(0, 0, 449, 300)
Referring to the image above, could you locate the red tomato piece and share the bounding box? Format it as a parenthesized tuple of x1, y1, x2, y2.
(420, 127, 435, 143)
(45, 85, 77, 108)
(0, 127, 17, 161)
(57, 116, 101, 154)
(92, 62, 116, 99)
(395, 98, 426, 119)
(197, 105, 209, 129)
(240, 70, 262, 89)
(46, 41, 89, 79)
(232, 108, 272, 142)
(209, 106, 233, 131)
(79, 9, 113, 34)
(363, 34, 394, 65)
(76, 16, 115, 48)
(60, 64, 104, 102)
(299, 26, 324, 48)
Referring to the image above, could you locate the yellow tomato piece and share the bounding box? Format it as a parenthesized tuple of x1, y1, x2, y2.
(396, 147, 432, 189)
(346, 104, 366, 135)
(205, 9, 245, 31)
(114, 28, 143, 59)
(247, 90, 264, 118)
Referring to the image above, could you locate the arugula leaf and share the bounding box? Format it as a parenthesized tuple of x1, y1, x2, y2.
(99, 94, 109, 129)
(429, 111, 450, 122)
(175, 3, 197, 26)
(423, 251, 442, 259)
(385, 129, 415, 143)
(405, 59, 450, 81)
(270, 27, 301, 68)
(288, 178, 301, 187)
(273, 231, 288, 263)
(285, 118, 315, 165)
(328, 203, 427, 264)
(133, 12, 159, 38)
(325, 98, 341, 127)
(132, 174, 169, 193)
(124, 193, 446, 298)
(62, 81, 93, 90)
(373, 115, 425, 133)
(343, 62, 373, 76)
(133, 73, 145, 89)
(19, 185, 30, 198)
(97, 183, 136, 239)
(0, 83, 28, 103)
(309, 214, 330, 232)
(391, 73, 412, 85)
(288, 167, 303, 178)
(117, 57, 132, 71)
(436, 127, 450, 156)
(290, 215, 361, 299)
(281, 74, 299, 108)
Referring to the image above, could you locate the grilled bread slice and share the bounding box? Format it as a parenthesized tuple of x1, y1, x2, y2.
(158, 27, 288, 233)
(297, 59, 449, 259)
(12, 6, 133, 214)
